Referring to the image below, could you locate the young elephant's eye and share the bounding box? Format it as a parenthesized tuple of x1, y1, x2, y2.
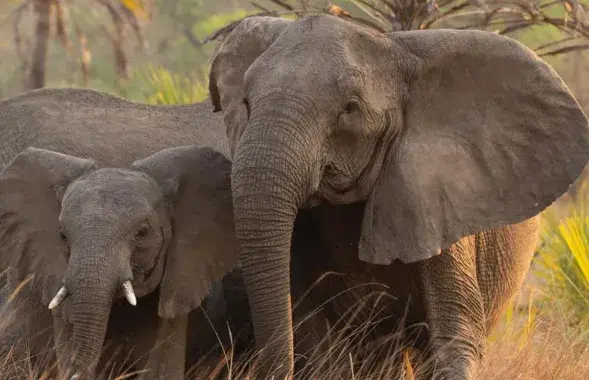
(60, 231, 68, 245)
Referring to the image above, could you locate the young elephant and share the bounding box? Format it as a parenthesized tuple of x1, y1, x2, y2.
(0, 145, 241, 380)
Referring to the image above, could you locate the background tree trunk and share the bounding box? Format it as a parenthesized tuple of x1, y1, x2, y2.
(26, 0, 51, 91)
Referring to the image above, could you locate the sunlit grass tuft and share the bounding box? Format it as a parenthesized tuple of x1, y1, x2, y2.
(535, 182, 589, 328)
(477, 315, 589, 380)
(132, 64, 209, 105)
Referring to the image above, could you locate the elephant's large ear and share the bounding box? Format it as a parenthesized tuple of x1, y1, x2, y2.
(133, 146, 237, 318)
(0, 148, 96, 306)
(358, 30, 589, 265)
(208, 16, 291, 156)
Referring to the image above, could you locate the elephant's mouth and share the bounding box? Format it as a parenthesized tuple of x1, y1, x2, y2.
(122, 230, 166, 299)
(123, 263, 157, 300)
(319, 134, 392, 205)
(131, 262, 157, 282)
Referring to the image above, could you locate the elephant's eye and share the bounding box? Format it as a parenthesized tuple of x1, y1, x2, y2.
(60, 231, 70, 260)
(60, 231, 68, 245)
(243, 98, 250, 118)
(135, 226, 150, 240)
(343, 100, 360, 114)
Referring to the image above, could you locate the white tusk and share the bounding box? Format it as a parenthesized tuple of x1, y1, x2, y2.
(122, 280, 137, 306)
(48, 286, 69, 310)
(70, 374, 80, 380)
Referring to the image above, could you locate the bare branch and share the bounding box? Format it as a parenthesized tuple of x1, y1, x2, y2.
(12, 1, 31, 65)
(266, 0, 294, 11)
(54, 0, 72, 53)
(26, 0, 52, 90)
(182, 26, 207, 56)
(118, 1, 147, 50)
(98, 0, 130, 82)
(1, 0, 30, 29)
(203, 9, 322, 44)
(534, 35, 577, 51)
(539, 43, 589, 56)
(250, 1, 273, 13)
(209, 0, 589, 56)
(75, 23, 91, 87)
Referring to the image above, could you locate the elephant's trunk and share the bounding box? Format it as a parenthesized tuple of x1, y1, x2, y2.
(232, 110, 321, 378)
(56, 248, 133, 379)
(69, 283, 112, 376)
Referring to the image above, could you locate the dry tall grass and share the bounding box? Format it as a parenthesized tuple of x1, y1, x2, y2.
(478, 327, 589, 380)
(2, 189, 589, 379)
(1, 289, 588, 379)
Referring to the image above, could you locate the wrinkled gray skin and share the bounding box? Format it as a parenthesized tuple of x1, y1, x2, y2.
(0, 87, 227, 169)
(208, 15, 589, 379)
(81, 267, 252, 379)
(0, 87, 229, 378)
(0, 145, 241, 380)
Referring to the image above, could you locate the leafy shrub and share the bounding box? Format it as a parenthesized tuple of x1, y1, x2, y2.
(534, 183, 589, 328)
(131, 63, 208, 105)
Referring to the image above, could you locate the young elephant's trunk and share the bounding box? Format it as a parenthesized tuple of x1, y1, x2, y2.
(69, 283, 113, 377)
(50, 250, 136, 379)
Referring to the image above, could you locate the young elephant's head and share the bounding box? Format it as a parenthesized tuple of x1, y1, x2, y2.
(0, 146, 236, 379)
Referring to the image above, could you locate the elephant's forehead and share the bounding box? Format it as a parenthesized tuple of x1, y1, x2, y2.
(284, 15, 384, 54)
(61, 168, 161, 220)
(294, 15, 371, 39)
(246, 17, 375, 96)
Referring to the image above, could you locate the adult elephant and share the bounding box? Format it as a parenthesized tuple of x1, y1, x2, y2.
(0, 146, 244, 379)
(208, 14, 589, 379)
(0, 87, 227, 169)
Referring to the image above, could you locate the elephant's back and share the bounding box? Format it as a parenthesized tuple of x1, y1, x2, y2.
(0, 87, 228, 167)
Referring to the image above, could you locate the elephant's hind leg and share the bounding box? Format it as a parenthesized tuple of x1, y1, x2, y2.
(476, 217, 539, 331)
(418, 237, 485, 380)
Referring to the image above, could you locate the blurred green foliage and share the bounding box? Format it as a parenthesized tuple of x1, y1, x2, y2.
(192, 8, 251, 38)
(131, 63, 209, 104)
(1, 0, 587, 102)
(0, 0, 256, 99)
(535, 184, 589, 329)
(117, 4, 253, 101)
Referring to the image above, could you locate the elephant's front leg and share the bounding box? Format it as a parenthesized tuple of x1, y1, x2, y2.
(419, 240, 485, 380)
(0, 275, 29, 378)
(2, 271, 55, 378)
(139, 315, 188, 380)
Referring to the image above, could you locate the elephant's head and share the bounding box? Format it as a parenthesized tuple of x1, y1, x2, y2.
(0, 146, 237, 378)
(208, 14, 589, 377)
